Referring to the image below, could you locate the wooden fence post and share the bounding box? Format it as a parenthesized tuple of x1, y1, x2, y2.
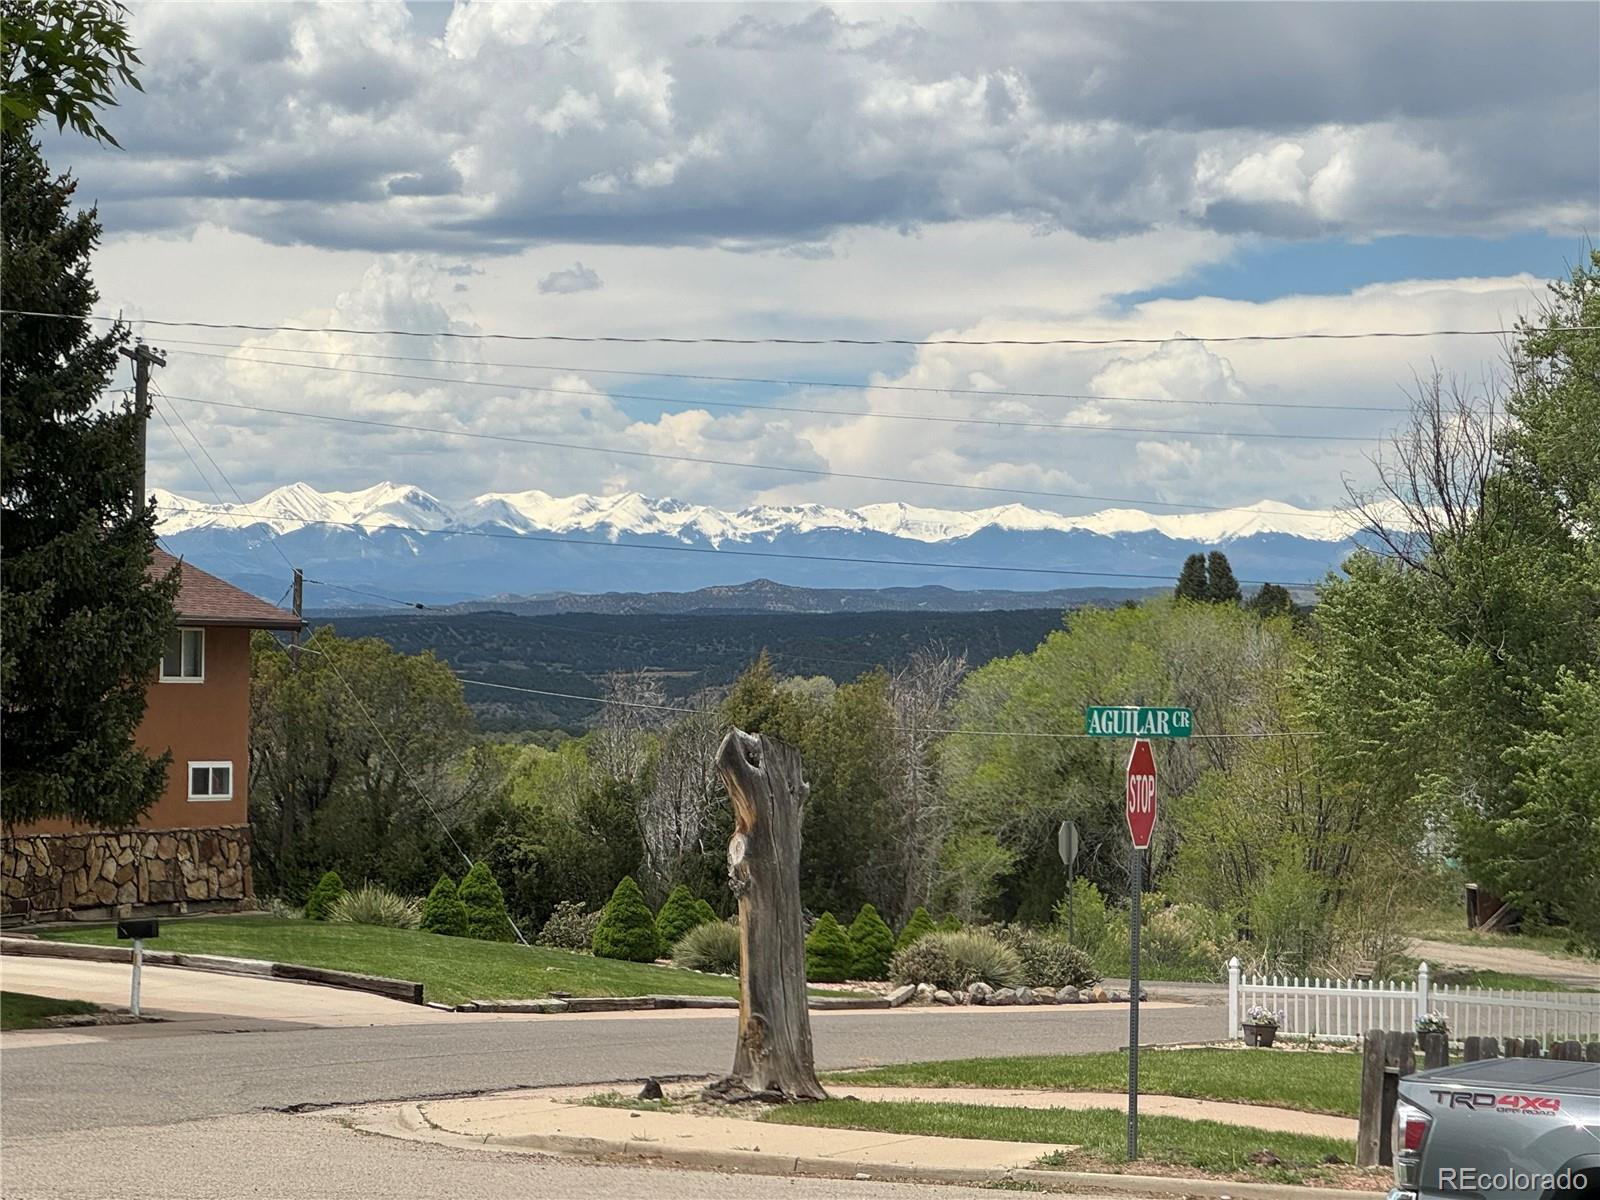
(1521, 1037, 1543, 1058)
(1504, 1036, 1523, 1058)
(1357, 1030, 1386, 1168)
(1560, 1040, 1582, 1062)
(1420, 1031, 1449, 1069)
(1480, 1036, 1500, 1060)
(1586, 1041, 1600, 1064)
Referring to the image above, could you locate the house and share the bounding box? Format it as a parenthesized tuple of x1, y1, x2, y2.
(1, 550, 301, 922)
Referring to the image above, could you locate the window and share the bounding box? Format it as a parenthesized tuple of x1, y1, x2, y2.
(161, 628, 204, 681)
(188, 761, 232, 801)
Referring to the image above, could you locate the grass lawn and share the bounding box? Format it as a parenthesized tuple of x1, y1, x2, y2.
(764, 1099, 1356, 1183)
(1430, 966, 1579, 993)
(825, 1048, 1361, 1118)
(44, 918, 746, 1006)
(1, 991, 103, 1031)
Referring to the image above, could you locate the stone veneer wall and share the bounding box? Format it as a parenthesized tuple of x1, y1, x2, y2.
(1, 825, 252, 921)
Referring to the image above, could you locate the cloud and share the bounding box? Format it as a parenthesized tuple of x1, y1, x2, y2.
(47, 2, 1595, 254)
(537, 261, 604, 294)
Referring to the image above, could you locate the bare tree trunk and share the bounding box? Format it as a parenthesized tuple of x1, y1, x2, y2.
(704, 728, 826, 1103)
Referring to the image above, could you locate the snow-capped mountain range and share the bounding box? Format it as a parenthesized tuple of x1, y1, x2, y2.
(153, 482, 1359, 607)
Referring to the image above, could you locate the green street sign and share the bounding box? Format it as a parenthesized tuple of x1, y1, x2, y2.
(1085, 706, 1193, 738)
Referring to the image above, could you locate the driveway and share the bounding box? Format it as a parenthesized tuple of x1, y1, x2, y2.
(1409, 938, 1600, 989)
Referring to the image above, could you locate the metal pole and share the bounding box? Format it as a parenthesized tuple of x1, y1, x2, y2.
(130, 938, 143, 1018)
(1067, 853, 1075, 947)
(1127, 843, 1141, 1161)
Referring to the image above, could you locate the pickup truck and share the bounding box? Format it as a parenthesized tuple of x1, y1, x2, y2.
(1389, 1055, 1599, 1199)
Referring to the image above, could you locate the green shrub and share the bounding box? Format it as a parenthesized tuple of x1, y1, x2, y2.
(805, 912, 856, 982)
(592, 876, 661, 962)
(996, 925, 1101, 989)
(889, 930, 1022, 990)
(304, 870, 346, 922)
(655, 884, 705, 950)
(673, 920, 740, 975)
(1053, 877, 1111, 951)
(895, 906, 936, 952)
(1143, 904, 1232, 976)
(420, 874, 469, 937)
(849, 903, 895, 980)
(327, 883, 421, 929)
(936, 913, 962, 933)
(537, 900, 599, 951)
(459, 861, 516, 942)
(694, 898, 718, 926)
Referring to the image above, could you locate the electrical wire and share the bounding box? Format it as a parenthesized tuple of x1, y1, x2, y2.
(5, 307, 1584, 347)
(303, 578, 427, 609)
(155, 501, 1325, 587)
(159, 393, 1355, 518)
(164, 346, 1391, 442)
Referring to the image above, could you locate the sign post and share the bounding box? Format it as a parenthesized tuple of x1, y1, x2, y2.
(1057, 819, 1080, 945)
(1124, 739, 1158, 1161)
(116, 918, 159, 1018)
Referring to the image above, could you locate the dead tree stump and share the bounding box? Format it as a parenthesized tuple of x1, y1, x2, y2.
(703, 729, 826, 1104)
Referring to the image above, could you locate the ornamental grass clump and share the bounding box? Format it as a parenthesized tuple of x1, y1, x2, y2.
(805, 912, 856, 982)
(304, 870, 346, 922)
(849, 903, 896, 980)
(458, 861, 516, 942)
(672, 920, 741, 975)
(420, 874, 470, 937)
(327, 883, 421, 929)
(996, 926, 1101, 989)
(890, 930, 1023, 991)
(592, 876, 661, 962)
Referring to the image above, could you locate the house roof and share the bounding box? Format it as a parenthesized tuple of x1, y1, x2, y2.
(151, 548, 303, 630)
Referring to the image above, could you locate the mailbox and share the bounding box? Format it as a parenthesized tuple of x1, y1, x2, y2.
(116, 918, 159, 940)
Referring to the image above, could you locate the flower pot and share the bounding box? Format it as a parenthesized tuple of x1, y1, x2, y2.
(1243, 1023, 1277, 1047)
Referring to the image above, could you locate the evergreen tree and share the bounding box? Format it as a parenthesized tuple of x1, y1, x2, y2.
(303, 870, 345, 921)
(458, 861, 516, 942)
(1, 130, 177, 827)
(1205, 551, 1242, 604)
(804, 912, 856, 982)
(1174, 553, 1208, 601)
(1246, 582, 1294, 618)
(693, 898, 718, 926)
(420, 874, 469, 937)
(655, 884, 705, 950)
(894, 905, 936, 951)
(592, 875, 661, 962)
(848, 903, 895, 980)
(936, 913, 963, 933)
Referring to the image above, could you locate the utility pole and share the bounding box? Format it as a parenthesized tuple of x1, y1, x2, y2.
(119, 340, 167, 508)
(290, 567, 304, 669)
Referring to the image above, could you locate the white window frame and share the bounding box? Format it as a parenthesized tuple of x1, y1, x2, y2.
(160, 627, 206, 683)
(187, 760, 233, 802)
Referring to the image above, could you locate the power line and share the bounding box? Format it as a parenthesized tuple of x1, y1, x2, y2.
(302, 578, 427, 609)
(155, 501, 1325, 587)
(160, 392, 1353, 518)
(5, 307, 1581, 347)
(164, 346, 1389, 442)
(156, 335, 1427, 415)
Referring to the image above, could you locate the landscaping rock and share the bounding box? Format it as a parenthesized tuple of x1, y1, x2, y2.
(1109, 990, 1126, 1003)
(638, 1078, 664, 1100)
(1014, 986, 1035, 1005)
(989, 988, 1018, 1006)
(1034, 987, 1057, 1004)
(967, 981, 993, 1004)
(932, 989, 956, 1006)
(1056, 986, 1079, 1004)
(1091, 986, 1109, 1002)
(885, 984, 916, 1008)
(914, 983, 936, 1001)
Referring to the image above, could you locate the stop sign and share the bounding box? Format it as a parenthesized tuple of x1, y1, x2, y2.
(1125, 738, 1157, 849)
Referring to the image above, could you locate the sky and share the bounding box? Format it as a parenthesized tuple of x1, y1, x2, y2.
(53, 1, 1600, 520)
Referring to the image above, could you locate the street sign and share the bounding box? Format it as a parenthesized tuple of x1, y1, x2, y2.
(1056, 820, 1079, 867)
(1085, 706, 1192, 738)
(1125, 739, 1158, 850)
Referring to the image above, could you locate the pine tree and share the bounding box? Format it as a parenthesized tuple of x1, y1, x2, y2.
(805, 912, 856, 982)
(693, 898, 718, 927)
(655, 884, 705, 950)
(1174, 553, 1209, 602)
(1247, 582, 1294, 618)
(458, 861, 515, 942)
(420, 874, 469, 937)
(894, 905, 936, 952)
(592, 875, 661, 962)
(303, 870, 345, 921)
(848, 903, 895, 980)
(1205, 551, 1242, 604)
(936, 913, 962, 933)
(1, 131, 178, 826)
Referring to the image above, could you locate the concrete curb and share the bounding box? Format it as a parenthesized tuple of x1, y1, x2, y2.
(382, 1114, 1376, 1198)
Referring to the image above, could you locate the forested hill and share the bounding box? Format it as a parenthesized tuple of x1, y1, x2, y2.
(316, 608, 1068, 731)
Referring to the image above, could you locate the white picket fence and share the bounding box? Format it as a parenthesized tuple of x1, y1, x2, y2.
(1227, 958, 1600, 1044)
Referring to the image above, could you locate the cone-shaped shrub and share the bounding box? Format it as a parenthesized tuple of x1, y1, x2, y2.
(592, 875, 660, 962)
(459, 862, 516, 942)
(304, 870, 346, 921)
(805, 912, 856, 982)
(849, 903, 895, 980)
(420, 874, 469, 937)
(655, 884, 704, 950)
(937, 913, 962, 933)
(694, 898, 718, 926)
(894, 905, 936, 952)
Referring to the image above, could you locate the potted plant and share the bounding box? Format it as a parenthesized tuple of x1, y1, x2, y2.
(1242, 1005, 1280, 1047)
(1415, 1011, 1449, 1037)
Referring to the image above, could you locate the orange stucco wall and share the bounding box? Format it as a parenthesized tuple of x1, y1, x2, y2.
(9, 626, 252, 836)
